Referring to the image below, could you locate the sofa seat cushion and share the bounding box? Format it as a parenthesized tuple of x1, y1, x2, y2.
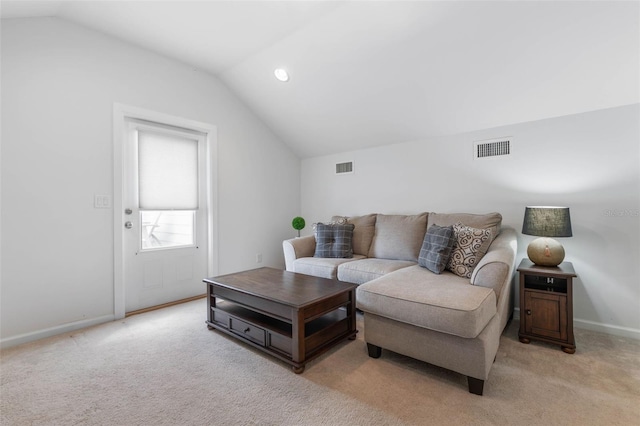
(294, 255, 366, 280)
(337, 258, 416, 285)
(356, 265, 497, 338)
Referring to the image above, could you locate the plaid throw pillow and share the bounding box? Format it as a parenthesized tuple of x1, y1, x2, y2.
(418, 224, 456, 274)
(314, 223, 355, 258)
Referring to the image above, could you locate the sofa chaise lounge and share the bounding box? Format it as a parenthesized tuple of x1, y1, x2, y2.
(283, 212, 517, 395)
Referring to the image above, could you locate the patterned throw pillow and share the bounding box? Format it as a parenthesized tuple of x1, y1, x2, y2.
(447, 223, 492, 278)
(329, 216, 348, 225)
(314, 223, 355, 258)
(418, 225, 456, 274)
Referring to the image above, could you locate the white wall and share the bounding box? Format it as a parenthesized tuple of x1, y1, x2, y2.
(1, 18, 300, 345)
(301, 104, 640, 338)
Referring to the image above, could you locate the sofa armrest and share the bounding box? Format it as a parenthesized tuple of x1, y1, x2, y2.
(283, 235, 316, 272)
(470, 227, 517, 329)
(471, 228, 517, 290)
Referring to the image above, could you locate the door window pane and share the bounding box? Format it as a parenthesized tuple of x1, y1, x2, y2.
(141, 210, 195, 250)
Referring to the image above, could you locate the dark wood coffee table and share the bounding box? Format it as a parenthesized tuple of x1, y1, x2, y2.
(204, 267, 358, 373)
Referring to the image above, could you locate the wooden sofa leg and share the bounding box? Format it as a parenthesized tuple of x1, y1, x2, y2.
(467, 377, 485, 395)
(367, 343, 382, 358)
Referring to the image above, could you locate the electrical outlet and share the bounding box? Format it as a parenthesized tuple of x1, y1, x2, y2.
(256, 253, 263, 263)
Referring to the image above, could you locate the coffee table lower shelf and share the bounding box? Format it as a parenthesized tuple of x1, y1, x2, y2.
(206, 300, 357, 373)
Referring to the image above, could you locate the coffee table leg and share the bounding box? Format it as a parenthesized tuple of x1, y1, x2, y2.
(292, 308, 305, 366)
(348, 289, 356, 334)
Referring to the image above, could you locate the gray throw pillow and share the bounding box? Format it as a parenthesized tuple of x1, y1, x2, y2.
(418, 225, 456, 274)
(314, 223, 355, 258)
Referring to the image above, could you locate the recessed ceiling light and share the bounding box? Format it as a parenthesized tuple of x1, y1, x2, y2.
(274, 68, 289, 82)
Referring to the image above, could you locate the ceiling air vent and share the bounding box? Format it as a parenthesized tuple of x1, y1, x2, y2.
(335, 161, 354, 174)
(474, 138, 512, 159)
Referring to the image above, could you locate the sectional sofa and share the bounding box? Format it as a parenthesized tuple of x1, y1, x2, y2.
(283, 212, 517, 395)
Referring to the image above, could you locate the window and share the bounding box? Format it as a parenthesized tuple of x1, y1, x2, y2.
(131, 120, 204, 252)
(140, 210, 195, 250)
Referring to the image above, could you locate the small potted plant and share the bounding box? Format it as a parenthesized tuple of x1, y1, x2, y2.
(292, 216, 306, 237)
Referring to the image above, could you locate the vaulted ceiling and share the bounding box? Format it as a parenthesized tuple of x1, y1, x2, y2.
(2, 1, 638, 158)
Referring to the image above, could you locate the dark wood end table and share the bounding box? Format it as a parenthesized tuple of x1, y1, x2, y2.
(517, 259, 577, 354)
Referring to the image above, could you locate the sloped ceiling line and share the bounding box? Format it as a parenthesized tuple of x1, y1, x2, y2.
(2, 0, 638, 158)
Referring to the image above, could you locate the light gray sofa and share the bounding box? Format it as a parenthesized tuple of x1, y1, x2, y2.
(283, 212, 517, 395)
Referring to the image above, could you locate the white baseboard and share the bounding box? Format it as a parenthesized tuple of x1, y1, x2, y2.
(572, 318, 640, 340)
(513, 308, 640, 340)
(4, 309, 638, 349)
(0, 315, 115, 349)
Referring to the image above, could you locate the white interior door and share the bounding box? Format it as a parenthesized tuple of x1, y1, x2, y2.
(122, 119, 209, 313)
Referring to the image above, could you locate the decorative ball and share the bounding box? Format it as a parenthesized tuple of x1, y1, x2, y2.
(292, 217, 306, 231)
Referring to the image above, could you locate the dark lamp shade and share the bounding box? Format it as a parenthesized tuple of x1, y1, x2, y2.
(522, 207, 572, 238)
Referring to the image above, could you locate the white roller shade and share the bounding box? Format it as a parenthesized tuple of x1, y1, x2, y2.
(138, 130, 198, 210)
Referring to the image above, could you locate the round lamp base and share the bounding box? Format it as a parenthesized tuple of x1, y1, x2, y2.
(527, 237, 565, 267)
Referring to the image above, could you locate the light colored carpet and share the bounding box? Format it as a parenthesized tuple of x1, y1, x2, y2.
(1, 298, 639, 425)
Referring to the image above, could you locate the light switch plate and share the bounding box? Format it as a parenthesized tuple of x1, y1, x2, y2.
(94, 194, 111, 209)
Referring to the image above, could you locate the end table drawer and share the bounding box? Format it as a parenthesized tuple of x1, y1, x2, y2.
(230, 317, 266, 346)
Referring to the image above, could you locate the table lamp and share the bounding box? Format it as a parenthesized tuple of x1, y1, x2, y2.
(522, 206, 572, 267)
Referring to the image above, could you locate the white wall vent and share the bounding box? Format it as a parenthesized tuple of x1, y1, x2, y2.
(335, 161, 354, 174)
(474, 138, 512, 159)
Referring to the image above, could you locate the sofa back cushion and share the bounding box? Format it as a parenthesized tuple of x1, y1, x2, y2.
(331, 214, 377, 256)
(427, 212, 502, 241)
(368, 213, 428, 262)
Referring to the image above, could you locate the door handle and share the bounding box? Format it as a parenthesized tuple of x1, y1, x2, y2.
(124, 221, 133, 229)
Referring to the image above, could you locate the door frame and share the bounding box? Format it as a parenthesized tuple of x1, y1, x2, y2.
(113, 103, 218, 319)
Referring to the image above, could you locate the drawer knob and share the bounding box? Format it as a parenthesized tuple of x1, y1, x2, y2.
(244, 327, 250, 333)
(526, 309, 532, 315)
